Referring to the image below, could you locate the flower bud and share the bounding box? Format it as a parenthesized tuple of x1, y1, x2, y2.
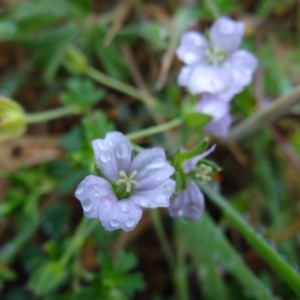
(0, 96, 26, 141)
(62, 46, 88, 75)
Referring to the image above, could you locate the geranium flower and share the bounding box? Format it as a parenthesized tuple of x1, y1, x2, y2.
(176, 16, 258, 100)
(75, 132, 175, 232)
(195, 94, 232, 137)
(168, 181, 205, 221)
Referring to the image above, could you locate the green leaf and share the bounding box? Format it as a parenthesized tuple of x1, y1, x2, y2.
(61, 78, 105, 111)
(183, 111, 213, 129)
(28, 261, 68, 296)
(177, 215, 275, 300)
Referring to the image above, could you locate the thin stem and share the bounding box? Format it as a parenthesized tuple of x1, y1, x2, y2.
(25, 106, 75, 124)
(149, 209, 175, 269)
(224, 84, 300, 144)
(85, 66, 158, 108)
(60, 218, 98, 266)
(174, 220, 189, 300)
(201, 183, 300, 295)
(126, 118, 183, 141)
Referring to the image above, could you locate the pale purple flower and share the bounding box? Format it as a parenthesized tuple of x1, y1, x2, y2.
(195, 94, 233, 137)
(75, 132, 175, 232)
(176, 16, 258, 99)
(168, 181, 205, 221)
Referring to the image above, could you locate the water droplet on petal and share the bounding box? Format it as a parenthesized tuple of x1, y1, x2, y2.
(165, 184, 173, 192)
(116, 142, 130, 158)
(107, 140, 114, 147)
(76, 186, 84, 195)
(100, 153, 108, 163)
(110, 220, 120, 227)
(120, 202, 130, 213)
(82, 199, 92, 211)
(97, 141, 105, 150)
(126, 218, 135, 228)
(155, 194, 167, 204)
(140, 198, 148, 207)
(156, 175, 162, 181)
(147, 157, 166, 169)
(95, 192, 99, 197)
(93, 185, 98, 190)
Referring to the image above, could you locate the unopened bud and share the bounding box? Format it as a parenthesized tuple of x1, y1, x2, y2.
(0, 96, 26, 141)
(62, 46, 87, 74)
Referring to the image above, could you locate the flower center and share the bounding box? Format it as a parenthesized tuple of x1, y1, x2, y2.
(195, 164, 213, 182)
(116, 170, 139, 193)
(205, 48, 227, 66)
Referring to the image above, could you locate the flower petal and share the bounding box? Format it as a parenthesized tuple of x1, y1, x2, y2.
(130, 148, 175, 190)
(209, 16, 244, 53)
(177, 65, 192, 87)
(187, 63, 232, 95)
(98, 199, 142, 232)
(176, 31, 208, 65)
(92, 131, 132, 182)
(205, 113, 233, 137)
(183, 144, 216, 173)
(227, 50, 258, 87)
(168, 181, 205, 222)
(75, 175, 116, 219)
(195, 95, 230, 121)
(130, 178, 175, 208)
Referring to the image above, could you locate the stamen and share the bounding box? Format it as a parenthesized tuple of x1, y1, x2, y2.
(195, 164, 213, 182)
(116, 170, 139, 193)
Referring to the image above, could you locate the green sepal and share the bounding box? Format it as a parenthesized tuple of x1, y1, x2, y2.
(173, 138, 209, 170)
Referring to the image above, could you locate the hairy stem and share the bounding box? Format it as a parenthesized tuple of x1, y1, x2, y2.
(85, 67, 158, 108)
(25, 106, 76, 124)
(126, 118, 183, 141)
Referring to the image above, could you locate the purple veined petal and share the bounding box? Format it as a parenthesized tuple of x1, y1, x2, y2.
(183, 144, 216, 173)
(209, 16, 244, 53)
(98, 199, 143, 232)
(92, 131, 132, 182)
(195, 95, 230, 121)
(130, 178, 175, 208)
(177, 65, 192, 87)
(227, 49, 258, 87)
(176, 31, 209, 65)
(205, 113, 233, 137)
(168, 181, 205, 222)
(74, 175, 116, 219)
(130, 148, 175, 190)
(187, 63, 232, 95)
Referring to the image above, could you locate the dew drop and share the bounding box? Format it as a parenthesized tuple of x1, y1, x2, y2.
(82, 199, 92, 211)
(95, 192, 99, 197)
(165, 184, 173, 192)
(76, 186, 84, 195)
(110, 220, 120, 227)
(100, 153, 108, 163)
(155, 194, 167, 204)
(120, 202, 130, 213)
(140, 198, 148, 207)
(107, 140, 114, 147)
(97, 141, 105, 151)
(126, 218, 135, 228)
(116, 142, 129, 158)
(156, 175, 162, 181)
(147, 157, 166, 169)
(93, 185, 98, 190)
